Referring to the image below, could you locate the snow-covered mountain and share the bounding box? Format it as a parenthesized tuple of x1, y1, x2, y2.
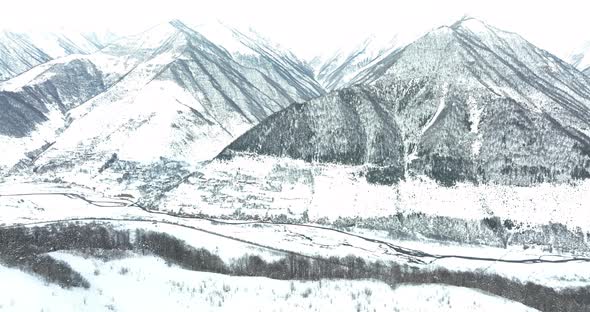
(0, 51, 129, 169)
(219, 17, 590, 187)
(191, 21, 322, 99)
(567, 41, 590, 74)
(0, 20, 325, 174)
(221, 85, 406, 184)
(308, 35, 402, 91)
(0, 30, 111, 81)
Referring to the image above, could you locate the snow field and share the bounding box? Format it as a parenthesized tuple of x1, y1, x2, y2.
(0, 253, 538, 312)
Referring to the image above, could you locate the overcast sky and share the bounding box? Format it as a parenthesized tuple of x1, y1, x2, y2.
(2, 0, 589, 59)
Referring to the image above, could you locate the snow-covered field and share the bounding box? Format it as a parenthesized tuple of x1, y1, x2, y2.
(162, 154, 590, 230)
(1, 180, 590, 290)
(0, 253, 538, 312)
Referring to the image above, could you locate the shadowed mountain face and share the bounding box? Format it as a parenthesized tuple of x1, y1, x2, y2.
(221, 18, 590, 186)
(0, 59, 107, 138)
(221, 86, 405, 184)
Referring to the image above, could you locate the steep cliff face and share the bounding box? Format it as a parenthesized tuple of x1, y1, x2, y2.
(222, 18, 590, 186)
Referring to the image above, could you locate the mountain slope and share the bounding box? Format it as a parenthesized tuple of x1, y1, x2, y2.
(0, 50, 134, 170)
(221, 86, 405, 184)
(221, 17, 590, 186)
(309, 35, 402, 91)
(0, 58, 106, 137)
(26, 20, 324, 173)
(191, 22, 323, 100)
(0, 30, 110, 81)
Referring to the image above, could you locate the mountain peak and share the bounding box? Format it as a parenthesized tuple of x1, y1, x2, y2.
(105, 19, 226, 56)
(168, 19, 193, 33)
(450, 16, 479, 27)
(427, 17, 493, 40)
(447, 17, 521, 40)
(449, 16, 495, 34)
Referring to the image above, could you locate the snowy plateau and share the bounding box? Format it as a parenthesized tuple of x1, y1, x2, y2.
(0, 16, 590, 312)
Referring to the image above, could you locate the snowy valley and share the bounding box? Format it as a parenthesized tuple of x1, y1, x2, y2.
(1, 15, 590, 312)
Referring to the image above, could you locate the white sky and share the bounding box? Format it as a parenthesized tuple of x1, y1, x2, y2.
(1, 0, 589, 60)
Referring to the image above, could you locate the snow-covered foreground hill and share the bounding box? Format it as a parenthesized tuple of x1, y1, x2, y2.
(1, 180, 589, 310)
(0, 254, 537, 312)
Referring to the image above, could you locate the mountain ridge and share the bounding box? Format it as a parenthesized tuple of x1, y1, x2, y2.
(0, 30, 111, 81)
(310, 34, 403, 91)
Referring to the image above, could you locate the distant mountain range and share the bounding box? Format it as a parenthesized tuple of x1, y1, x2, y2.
(1, 17, 589, 188)
(0, 30, 114, 81)
(308, 34, 402, 91)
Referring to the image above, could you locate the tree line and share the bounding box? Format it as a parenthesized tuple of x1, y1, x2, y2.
(1, 222, 589, 311)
